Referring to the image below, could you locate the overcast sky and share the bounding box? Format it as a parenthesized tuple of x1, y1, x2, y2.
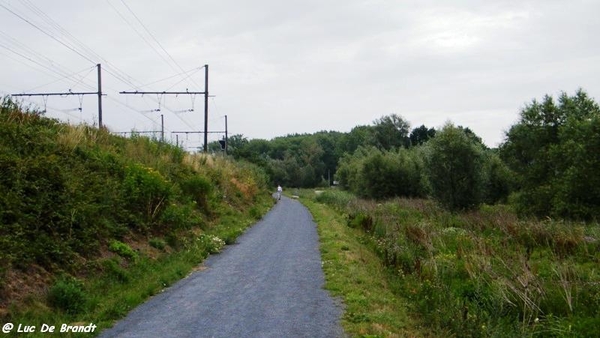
(1, 0, 599, 149)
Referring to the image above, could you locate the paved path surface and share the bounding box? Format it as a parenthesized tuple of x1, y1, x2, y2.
(100, 197, 344, 338)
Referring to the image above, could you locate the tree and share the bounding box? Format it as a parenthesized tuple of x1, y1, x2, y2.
(500, 89, 600, 219)
(339, 125, 374, 154)
(409, 125, 436, 146)
(481, 151, 513, 204)
(425, 122, 485, 211)
(551, 113, 600, 219)
(227, 134, 249, 157)
(371, 114, 411, 150)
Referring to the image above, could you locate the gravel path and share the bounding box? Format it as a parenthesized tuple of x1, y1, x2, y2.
(99, 196, 344, 338)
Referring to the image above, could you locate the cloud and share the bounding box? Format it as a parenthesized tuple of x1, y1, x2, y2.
(1, 0, 599, 148)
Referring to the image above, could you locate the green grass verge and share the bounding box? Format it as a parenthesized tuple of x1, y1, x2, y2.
(302, 198, 425, 337)
(306, 189, 600, 337)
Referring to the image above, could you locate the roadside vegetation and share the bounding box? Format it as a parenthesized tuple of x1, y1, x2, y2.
(0, 98, 272, 336)
(272, 90, 600, 337)
(301, 195, 429, 337)
(3, 83, 599, 338)
(307, 189, 600, 337)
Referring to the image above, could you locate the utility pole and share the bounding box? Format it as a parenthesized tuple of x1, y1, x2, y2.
(160, 114, 164, 142)
(11, 63, 105, 127)
(224, 114, 228, 155)
(97, 64, 103, 128)
(204, 64, 209, 153)
(120, 64, 211, 150)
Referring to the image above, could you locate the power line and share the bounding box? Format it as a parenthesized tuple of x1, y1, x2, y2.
(12, 64, 104, 128)
(106, 0, 174, 73)
(0, 2, 96, 64)
(117, 0, 202, 90)
(2, 1, 201, 136)
(17, 0, 143, 90)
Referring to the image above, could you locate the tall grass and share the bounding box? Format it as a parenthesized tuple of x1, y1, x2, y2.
(311, 190, 600, 337)
(0, 98, 272, 335)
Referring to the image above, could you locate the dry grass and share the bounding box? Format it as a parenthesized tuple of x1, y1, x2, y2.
(310, 189, 600, 336)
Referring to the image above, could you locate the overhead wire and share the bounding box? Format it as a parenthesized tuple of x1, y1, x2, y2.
(2, 1, 200, 135)
(22, 66, 96, 92)
(118, 0, 203, 90)
(4, 2, 170, 129)
(18, 0, 143, 89)
(0, 2, 96, 64)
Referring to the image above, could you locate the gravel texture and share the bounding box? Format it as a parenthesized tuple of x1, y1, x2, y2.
(100, 196, 344, 338)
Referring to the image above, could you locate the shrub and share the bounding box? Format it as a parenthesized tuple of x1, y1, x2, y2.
(101, 258, 130, 283)
(108, 240, 137, 260)
(179, 175, 213, 212)
(198, 234, 226, 254)
(425, 123, 485, 211)
(347, 212, 374, 232)
(149, 238, 167, 251)
(47, 276, 87, 315)
(159, 202, 204, 231)
(122, 163, 172, 231)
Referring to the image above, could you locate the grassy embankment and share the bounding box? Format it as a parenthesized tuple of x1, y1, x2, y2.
(304, 189, 600, 338)
(0, 99, 272, 337)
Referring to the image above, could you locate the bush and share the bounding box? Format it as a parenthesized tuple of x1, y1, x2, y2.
(149, 238, 166, 250)
(335, 146, 426, 200)
(425, 123, 485, 211)
(159, 202, 204, 231)
(122, 163, 172, 231)
(178, 175, 213, 212)
(47, 276, 87, 315)
(198, 234, 225, 254)
(108, 240, 137, 260)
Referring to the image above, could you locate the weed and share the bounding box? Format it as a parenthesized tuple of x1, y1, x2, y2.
(109, 240, 137, 260)
(149, 238, 167, 251)
(309, 190, 600, 337)
(47, 276, 87, 315)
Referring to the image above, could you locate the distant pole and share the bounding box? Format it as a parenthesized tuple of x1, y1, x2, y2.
(160, 114, 164, 142)
(203, 64, 209, 153)
(224, 114, 228, 155)
(176, 134, 179, 147)
(97, 64, 103, 128)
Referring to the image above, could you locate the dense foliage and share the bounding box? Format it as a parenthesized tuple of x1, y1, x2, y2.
(229, 114, 433, 189)
(231, 89, 598, 218)
(500, 89, 600, 220)
(336, 146, 426, 200)
(0, 97, 269, 312)
(425, 123, 485, 211)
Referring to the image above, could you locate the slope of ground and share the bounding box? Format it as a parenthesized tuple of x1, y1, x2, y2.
(0, 98, 272, 334)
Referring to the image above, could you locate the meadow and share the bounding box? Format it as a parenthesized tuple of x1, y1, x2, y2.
(309, 189, 600, 337)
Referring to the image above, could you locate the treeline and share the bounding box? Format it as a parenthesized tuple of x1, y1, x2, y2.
(227, 115, 439, 188)
(231, 89, 600, 220)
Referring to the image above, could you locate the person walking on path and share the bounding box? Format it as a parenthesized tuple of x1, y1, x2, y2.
(277, 185, 282, 200)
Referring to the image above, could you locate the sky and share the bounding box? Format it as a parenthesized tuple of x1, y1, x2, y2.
(1, 0, 599, 150)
